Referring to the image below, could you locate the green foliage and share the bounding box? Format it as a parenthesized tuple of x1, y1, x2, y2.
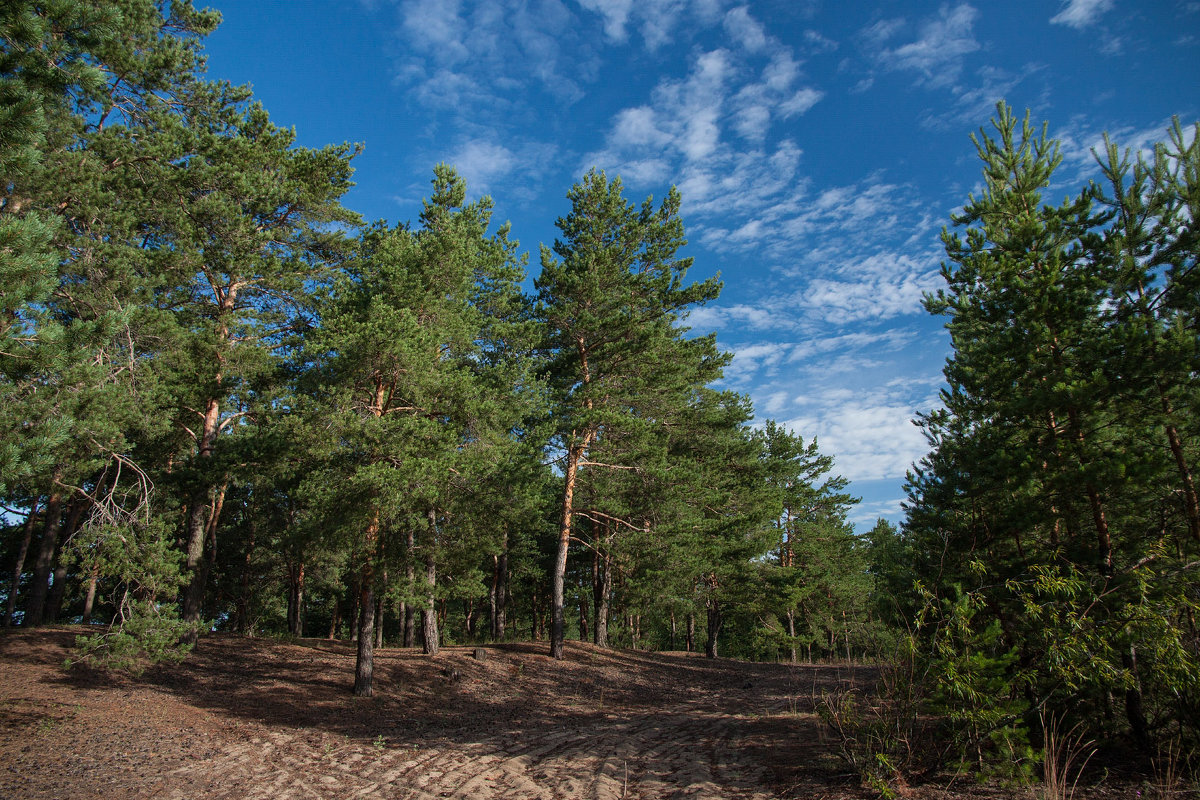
(916, 582, 1034, 781)
(0, 0, 883, 702)
(68, 600, 196, 675)
(904, 101, 1200, 773)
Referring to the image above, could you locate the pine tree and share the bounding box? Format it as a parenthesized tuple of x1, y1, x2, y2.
(535, 170, 722, 660)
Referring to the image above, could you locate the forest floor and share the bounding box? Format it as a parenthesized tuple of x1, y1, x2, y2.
(0, 627, 1159, 800)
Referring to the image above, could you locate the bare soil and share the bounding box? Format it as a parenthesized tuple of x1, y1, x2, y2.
(0, 628, 1147, 799)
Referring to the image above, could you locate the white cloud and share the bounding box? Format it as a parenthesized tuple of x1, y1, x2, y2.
(575, 0, 633, 40)
(780, 395, 927, 483)
(438, 138, 561, 199)
(574, 0, 696, 49)
(875, 4, 980, 88)
(1049, 0, 1115, 29)
(394, 0, 592, 116)
(724, 5, 769, 54)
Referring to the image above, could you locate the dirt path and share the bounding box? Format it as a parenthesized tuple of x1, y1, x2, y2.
(0, 629, 869, 799)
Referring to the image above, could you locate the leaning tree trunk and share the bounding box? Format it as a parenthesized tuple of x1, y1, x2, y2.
(551, 433, 593, 660)
(4, 499, 39, 627)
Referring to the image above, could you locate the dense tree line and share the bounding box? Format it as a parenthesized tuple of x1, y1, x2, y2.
(0, 1, 870, 694)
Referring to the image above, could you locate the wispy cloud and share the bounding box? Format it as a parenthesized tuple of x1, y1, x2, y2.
(873, 4, 980, 89)
(393, 0, 597, 119)
(575, 0, 704, 49)
(1054, 114, 1195, 186)
(1049, 0, 1115, 29)
(781, 390, 931, 483)
(442, 138, 561, 197)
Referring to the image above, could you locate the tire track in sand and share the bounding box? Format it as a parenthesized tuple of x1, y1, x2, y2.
(160, 707, 776, 800)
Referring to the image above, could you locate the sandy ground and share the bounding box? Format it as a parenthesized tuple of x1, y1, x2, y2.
(0, 628, 885, 799)
(0, 628, 1159, 799)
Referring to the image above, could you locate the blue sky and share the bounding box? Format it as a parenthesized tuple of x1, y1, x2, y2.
(202, 0, 1198, 531)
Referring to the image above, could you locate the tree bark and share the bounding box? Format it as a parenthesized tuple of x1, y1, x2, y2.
(1122, 645, 1150, 751)
(495, 538, 508, 640)
(375, 592, 385, 649)
(234, 522, 256, 635)
(328, 596, 340, 640)
(352, 512, 380, 695)
(422, 511, 438, 656)
(4, 499, 39, 627)
(81, 559, 99, 624)
(51, 497, 89, 624)
(24, 485, 65, 627)
(593, 524, 611, 648)
(181, 396, 222, 630)
(287, 561, 305, 637)
(1160, 401, 1200, 542)
(786, 608, 798, 664)
(404, 527, 415, 647)
(353, 584, 375, 696)
(705, 598, 721, 659)
(489, 555, 498, 639)
(551, 440, 586, 659)
(577, 586, 589, 642)
(686, 612, 695, 653)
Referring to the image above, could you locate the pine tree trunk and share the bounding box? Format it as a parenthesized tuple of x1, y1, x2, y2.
(489, 555, 498, 639)
(287, 561, 305, 637)
(404, 527, 415, 647)
(353, 584, 375, 697)
(496, 541, 508, 640)
(577, 587, 588, 642)
(328, 597, 340, 640)
(375, 592, 385, 649)
(686, 612, 695, 652)
(422, 513, 438, 656)
(353, 513, 380, 695)
(24, 485, 64, 627)
(81, 559, 99, 624)
(4, 499, 39, 627)
(786, 608, 797, 664)
(593, 525, 611, 648)
(234, 523, 256, 634)
(551, 441, 587, 660)
(1160, 403, 1200, 542)
(181, 396, 222, 630)
(705, 598, 721, 659)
